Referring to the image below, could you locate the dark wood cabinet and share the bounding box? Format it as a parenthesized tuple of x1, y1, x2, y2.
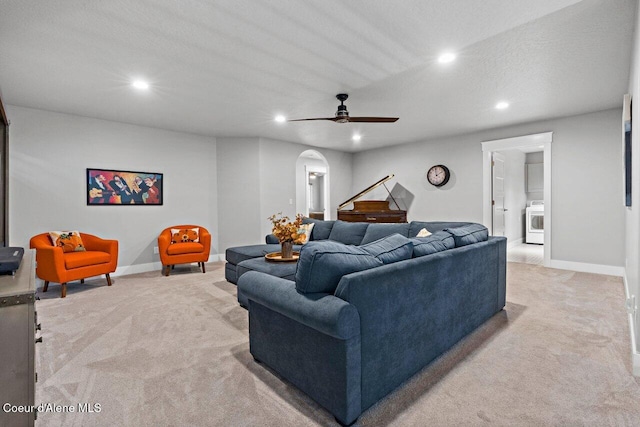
(0, 251, 37, 427)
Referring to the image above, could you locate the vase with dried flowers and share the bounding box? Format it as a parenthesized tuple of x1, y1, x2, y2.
(268, 212, 307, 259)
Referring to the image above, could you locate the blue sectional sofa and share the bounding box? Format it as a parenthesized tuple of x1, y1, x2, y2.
(229, 219, 507, 425)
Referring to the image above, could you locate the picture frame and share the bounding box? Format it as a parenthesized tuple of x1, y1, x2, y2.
(87, 168, 163, 205)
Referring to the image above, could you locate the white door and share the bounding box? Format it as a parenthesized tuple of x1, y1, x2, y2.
(492, 152, 506, 236)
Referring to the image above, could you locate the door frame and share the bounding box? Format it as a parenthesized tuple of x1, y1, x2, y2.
(491, 151, 506, 236)
(481, 132, 553, 267)
(305, 165, 328, 218)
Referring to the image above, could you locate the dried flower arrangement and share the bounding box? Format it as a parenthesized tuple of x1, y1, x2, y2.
(268, 212, 307, 244)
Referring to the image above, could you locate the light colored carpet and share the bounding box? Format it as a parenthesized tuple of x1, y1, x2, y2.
(34, 262, 640, 426)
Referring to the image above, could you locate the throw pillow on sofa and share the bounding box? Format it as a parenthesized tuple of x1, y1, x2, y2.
(445, 223, 489, 247)
(297, 223, 314, 244)
(360, 223, 410, 244)
(360, 233, 413, 264)
(328, 220, 369, 245)
(295, 241, 383, 294)
(416, 228, 432, 237)
(410, 230, 455, 257)
(302, 218, 335, 240)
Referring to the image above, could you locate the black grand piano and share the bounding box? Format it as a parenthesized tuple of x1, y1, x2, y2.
(337, 174, 407, 223)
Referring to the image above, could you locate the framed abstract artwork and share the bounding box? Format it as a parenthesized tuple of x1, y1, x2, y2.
(87, 168, 163, 205)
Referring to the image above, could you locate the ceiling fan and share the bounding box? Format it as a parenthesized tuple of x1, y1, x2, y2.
(289, 94, 399, 123)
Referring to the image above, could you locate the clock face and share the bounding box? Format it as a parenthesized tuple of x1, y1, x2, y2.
(427, 165, 450, 187)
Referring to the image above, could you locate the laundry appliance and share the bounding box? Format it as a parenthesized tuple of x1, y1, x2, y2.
(526, 200, 544, 244)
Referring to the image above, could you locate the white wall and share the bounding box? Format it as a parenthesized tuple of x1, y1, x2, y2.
(215, 137, 353, 249)
(259, 138, 353, 237)
(497, 150, 526, 243)
(627, 0, 640, 360)
(525, 151, 544, 202)
(8, 106, 218, 272)
(353, 108, 625, 267)
(216, 137, 262, 252)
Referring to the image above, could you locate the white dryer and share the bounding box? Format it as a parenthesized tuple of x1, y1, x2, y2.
(526, 200, 544, 244)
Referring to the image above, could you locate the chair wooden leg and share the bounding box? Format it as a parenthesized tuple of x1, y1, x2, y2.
(166, 266, 171, 276)
(80, 278, 84, 284)
(43, 281, 49, 292)
(61, 283, 67, 298)
(201, 262, 206, 273)
(106, 274, 112, 286)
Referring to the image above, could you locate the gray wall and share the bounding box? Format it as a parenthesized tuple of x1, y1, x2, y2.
(497, 150, 526, 243)
(353, 108, 624, 267)
(8, 105, 218, 272)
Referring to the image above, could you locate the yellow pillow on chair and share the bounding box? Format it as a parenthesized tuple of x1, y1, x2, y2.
(49, 231, 86, 253)
(171, 228, 200, 244)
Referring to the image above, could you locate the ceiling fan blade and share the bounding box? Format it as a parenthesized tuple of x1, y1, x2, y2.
(348, 117, 399, 123)
(288, 117, 339, 122)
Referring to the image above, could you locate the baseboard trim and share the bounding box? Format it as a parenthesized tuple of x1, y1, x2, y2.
(507, 237, 524, 249)
(113, 254, 222, 277)
(623, 272, 640, 376)
(548, 259, 624, 277)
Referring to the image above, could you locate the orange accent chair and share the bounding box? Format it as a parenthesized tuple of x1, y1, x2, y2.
(29, 233, 118, 298)
(158, 225, 211, 276)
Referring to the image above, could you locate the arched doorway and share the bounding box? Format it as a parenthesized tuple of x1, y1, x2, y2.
(296, 150, 330, 220)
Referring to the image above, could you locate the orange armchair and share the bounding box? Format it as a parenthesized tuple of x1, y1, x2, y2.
(158, 225, 211, 276)
(29, 232, 118, 298)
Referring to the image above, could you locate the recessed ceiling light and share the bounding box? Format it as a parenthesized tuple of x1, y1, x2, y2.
(437, 52, 456, 64)
(274, 115, 286, 123)
(352, 134, 362, 142)
(132, 80, 149, 90)
(495, 101, 509, 110)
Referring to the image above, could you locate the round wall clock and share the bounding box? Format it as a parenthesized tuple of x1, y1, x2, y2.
(427, 165, 450, 187)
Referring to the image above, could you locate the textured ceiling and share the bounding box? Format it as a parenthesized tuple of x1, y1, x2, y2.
(0, 0, 635, 152)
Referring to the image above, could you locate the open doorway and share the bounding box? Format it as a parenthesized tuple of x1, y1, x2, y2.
(481, 132, 552, 267)
(296, 150, 330, 220)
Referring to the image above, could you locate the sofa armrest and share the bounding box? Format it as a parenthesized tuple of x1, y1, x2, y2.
(32, 245, 66, 282)
(82, 233, 116, 254)
(265, 234, 279, 244)
(238, 271, 360, 340)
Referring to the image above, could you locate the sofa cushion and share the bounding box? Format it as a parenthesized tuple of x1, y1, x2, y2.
(410, 231, 455, 257)
(237, 258, 297, 281)
(64, 251, 110, 269)
(360, 223, 410, 245)
(226, 244, 294, 265)
(360, 234, 413, 264)
(302, 218, 335, 241)
(295, 241, 383, 294)
(408, 221, 471, 237)
(167, 242, 204, 255)
(328, 220, 369, 245)
(445, 224, 489, 247)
